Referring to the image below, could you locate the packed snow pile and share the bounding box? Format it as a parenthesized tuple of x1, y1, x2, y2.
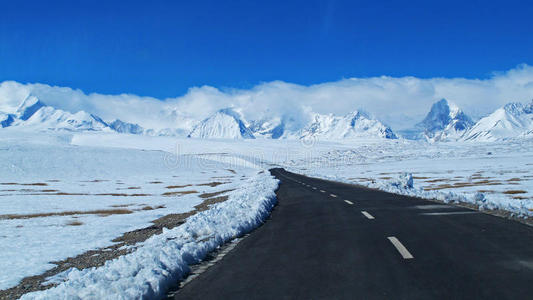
(296, 169, 532, 218)
(389, 173, 414, 189)
(21, 171, 279, 300)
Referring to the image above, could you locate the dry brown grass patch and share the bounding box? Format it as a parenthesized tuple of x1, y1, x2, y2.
(95, 193, 151, 197)
(424, 178, 450, 183)
(149, 181, 163, 184)
(503, 190, 527, 195)
(66, 221, 84, 226)
(507, 178, 521, 182)
(1, 209, 134, 220)
(1, 182, 48, 186)
(199, 189, 234, 199)
(111, 204, 135, 208)
(424, 180, 503, 191)
(54, 192, 88, 196)
(194, 195, 229, 211)
(211, 175, 234, 179)
(161, 190, 198, 196)
(50, 192, 150, 197)
(196, 182, 227, 187)
(165, 184, 192, 189)
(139, 205, 165, 211)
(81, 179, 109, 183)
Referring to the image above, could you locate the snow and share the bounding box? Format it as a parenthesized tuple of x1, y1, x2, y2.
(108, 120, 144, 134)
(462, 100, 533, 141)
(1, 127, 532, 298)
(21, 171, 278, 300)
(0, 112, 15, 128)
(299, 110, 397, 140)
(403, 99, 474, 141)
(72, 132, 533, 219)
(16, 95, 46, 121)
(248, 116, 285, 139)
(284, 139, 533, 218)
(188, 108, 255, 139)
(1, 92, 533, 298)
(0, 129, 264, 290)
(2, 89, 530, 142)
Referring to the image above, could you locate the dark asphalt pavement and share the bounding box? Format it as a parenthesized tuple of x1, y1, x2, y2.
(173, 168, 533, 299)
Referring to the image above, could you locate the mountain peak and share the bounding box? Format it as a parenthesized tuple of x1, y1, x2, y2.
(525, 99, 533, 114)
(300, 110, 397, 140)
(16, 94, 46, 121)
(414, 98, 474, 141)
(188, 108, 255, 139)
(462, 99, 533, 141)
(108, 120, 144, 134)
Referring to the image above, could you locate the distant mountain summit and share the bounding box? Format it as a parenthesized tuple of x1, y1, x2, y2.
(462, 99, 533, 141)
(403, 99, 474, 141)
(248, 117, 286, 139)
(108, 120, 144, 134)
(299, 110, 397, 140)
(188, 108, 255, 139)
(0, 94, 143, 133)
(16, 95, 46, 121)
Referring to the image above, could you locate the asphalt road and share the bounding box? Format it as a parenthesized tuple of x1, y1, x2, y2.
(173, 168, 533, 299)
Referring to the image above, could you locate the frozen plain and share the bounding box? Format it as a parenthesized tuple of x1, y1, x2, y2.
(0, 129, 532, 298)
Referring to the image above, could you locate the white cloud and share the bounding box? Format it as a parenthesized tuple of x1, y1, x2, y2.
(1, 64, 533, 131)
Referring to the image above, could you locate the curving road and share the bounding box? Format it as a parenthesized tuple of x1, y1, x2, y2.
(172, 168, 533, 299)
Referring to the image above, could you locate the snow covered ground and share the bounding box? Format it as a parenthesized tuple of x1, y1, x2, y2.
(72, 132, 533, 217)
(285, 139, 533, 217)
(1, 129, 532, 298)
(0, 129, 276, 295)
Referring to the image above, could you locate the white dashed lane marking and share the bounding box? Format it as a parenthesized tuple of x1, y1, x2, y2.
(420, 211, 478, 216)
(387, 237, 414, 259)
(344, 200, 354, 205)
(330, 194, 337, 198)
(361, 211, 375, 219)
(320, 190, 326, 193)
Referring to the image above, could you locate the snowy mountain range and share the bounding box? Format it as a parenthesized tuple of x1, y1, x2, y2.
(461, 100, 533, 141)
(188, 109, 255, 139)
(2, 93, 533, 142)
(400, 99, 474, 141)
(0, 94, 143, 133)
(299, 110, 397, 140)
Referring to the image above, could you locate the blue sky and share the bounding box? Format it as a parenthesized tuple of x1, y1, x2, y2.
(1, 0, 532, 98)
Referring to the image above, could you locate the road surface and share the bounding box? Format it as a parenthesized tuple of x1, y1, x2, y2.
(172, 168, 533, 299)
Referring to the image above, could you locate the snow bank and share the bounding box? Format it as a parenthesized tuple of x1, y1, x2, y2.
(21, 171, 279, 300)
(365, 174, 531, 216)
(293, 170, 533, 218)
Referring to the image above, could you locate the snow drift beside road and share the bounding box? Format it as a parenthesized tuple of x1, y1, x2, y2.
(292, 170, 533, 218)
(21, 171, 279, 300)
